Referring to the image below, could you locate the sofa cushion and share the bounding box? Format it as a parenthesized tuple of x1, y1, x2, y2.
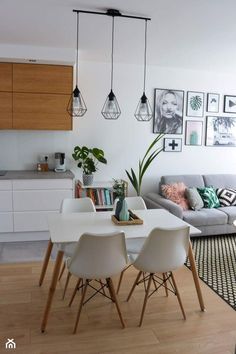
(161, 182, 189, 210)
(216, 188, 236, 207)
(186, 187, 204, 210)
(183, 208, 228, 227)
(197, 187, 220, 208)
(218, 206, 236, 224)
(203, 174, 236, 189)
(160, 175, 205, 189)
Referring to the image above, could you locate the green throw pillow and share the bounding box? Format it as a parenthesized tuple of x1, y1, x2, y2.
(197, 187, 220, 208)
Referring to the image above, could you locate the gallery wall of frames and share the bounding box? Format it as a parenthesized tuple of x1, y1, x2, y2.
(153, 88, 236, 152)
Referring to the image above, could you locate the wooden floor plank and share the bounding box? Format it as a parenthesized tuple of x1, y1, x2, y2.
(0, 261, 235, 354)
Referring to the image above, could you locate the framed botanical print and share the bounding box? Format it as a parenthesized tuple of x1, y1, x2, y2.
(224, 95, 236, 113)
(207, 93, 219, 113)
(153, 88, 184, 134)
(205, 116, 236, 146)
(163, 138, 182, 152)
(185, 120, 203, 146)
(186, 91, 204, 117)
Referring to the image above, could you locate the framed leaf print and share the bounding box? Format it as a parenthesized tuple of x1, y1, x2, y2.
(187, 91, 204, 117)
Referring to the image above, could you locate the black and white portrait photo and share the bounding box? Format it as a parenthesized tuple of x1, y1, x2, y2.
(153, 88, 184, 134)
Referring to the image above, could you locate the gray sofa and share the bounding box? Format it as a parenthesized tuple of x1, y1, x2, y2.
(144, 174, 236, 237)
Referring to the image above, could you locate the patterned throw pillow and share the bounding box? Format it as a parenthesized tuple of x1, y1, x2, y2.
(216, 188, 236, 207)
(161, 182, 189, 210)
(197, 187, 220, 208)
(186, 187, 204, 210)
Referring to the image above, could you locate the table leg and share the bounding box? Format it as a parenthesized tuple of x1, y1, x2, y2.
(188, 242, 206, 311)
(41, 250, 64, 332)
(39, 239, 53, 286)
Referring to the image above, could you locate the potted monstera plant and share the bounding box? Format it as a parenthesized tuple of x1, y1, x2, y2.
(72, 145, 107, 185)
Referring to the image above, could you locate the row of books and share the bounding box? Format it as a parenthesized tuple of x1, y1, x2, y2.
(77, 187, 114, 206)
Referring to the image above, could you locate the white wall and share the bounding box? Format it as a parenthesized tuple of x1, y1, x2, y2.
(1, 51, 236, 195)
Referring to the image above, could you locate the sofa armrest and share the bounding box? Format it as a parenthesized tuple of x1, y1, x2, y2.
(144, 192, 183, 219)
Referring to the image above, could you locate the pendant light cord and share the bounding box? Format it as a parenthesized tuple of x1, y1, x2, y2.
(111, 16, 115, 91)
(143, 19, 147, 94)
(76, 12, 80, 86)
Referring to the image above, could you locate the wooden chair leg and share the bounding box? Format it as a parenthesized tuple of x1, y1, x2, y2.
(171, 272, 186, 320)
(69, 278, 81, 307)
(116, 264, 132, 294)
(163, 273, 168, 297)
(127, 270, 142, 301)
(73, 280, 88, 334)
(62, 272, 71, 299)
(139, 273, 153, 327)
(107, 278, 125, 328)
(58, 262, 66, 281)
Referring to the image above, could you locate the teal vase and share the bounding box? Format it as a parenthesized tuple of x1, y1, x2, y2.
(119, 199, 129, 221)
(115, 197, 124, 220)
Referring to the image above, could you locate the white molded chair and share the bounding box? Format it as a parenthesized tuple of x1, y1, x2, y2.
(67, 231, 128, 334)
(116, 196, 147, 293)
(58, 197, 96, 298)
(127, 226, 190, 326)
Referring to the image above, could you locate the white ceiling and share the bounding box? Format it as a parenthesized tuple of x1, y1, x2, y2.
(1, 0, 236, 72)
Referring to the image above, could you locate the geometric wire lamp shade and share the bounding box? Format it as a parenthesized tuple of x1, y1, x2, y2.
(67, 12, 87, 118)
(135, 92, 152, 121)
(102, 89, 121, 120)
(67, 85, 87, 118)
(101, 13, 121, 120)
(135, 19, 152, 121)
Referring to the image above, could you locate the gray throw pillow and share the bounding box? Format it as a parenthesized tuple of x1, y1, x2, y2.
(186, 187, 204, 210)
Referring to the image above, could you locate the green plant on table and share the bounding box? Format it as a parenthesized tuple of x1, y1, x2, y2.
(113, 179, 126, 199)
(125, 133, 164, 196)
(72, 146, 107, 174)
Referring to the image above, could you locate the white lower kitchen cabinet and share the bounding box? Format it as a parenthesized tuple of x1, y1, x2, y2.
(0, 180, 13, 232)
(0, 173, 74, 241)
(12, 179, 73, 232)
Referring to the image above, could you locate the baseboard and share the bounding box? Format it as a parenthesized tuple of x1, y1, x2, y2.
(0, 231, 50, 242)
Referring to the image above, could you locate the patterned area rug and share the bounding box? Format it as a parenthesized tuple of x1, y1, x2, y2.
(186, 234, 236, 310)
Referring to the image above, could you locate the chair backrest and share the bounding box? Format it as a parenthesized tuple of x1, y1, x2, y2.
(60, 197, 96, 213)
(134, 226, 190, 273)
(124, 196, 147, 210)
(68, 232, 128, 279)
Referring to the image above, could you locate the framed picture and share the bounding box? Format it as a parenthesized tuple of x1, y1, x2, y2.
(207, 93, 219, 113)
(163, 138, 182, 152)
(186, 91, 204, 117)
(205, 116, 236, 146)
(224, 95, 236, 113)
(153, 88, 184, 134)
(185, 120, 203, 146)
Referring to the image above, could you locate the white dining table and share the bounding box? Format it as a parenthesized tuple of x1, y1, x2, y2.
(40, 209, 204, 332)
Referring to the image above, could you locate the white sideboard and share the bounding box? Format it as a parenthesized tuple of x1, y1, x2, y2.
(0, 172, 74, 241)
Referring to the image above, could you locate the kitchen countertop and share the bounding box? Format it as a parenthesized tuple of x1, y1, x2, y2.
(0, 170, 75, 180)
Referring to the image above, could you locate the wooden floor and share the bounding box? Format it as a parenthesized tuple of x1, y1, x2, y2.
(0, 261, 235, 354)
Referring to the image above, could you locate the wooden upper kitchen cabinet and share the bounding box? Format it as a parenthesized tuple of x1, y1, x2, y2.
(13, 64, 72, 94)
(0, 63, 13, 129)
(10, 63, 72, 130)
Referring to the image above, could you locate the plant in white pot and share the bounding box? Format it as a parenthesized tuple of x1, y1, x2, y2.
(72, 146, 107, 186)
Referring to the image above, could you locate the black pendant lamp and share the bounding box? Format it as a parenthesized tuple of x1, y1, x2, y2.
(67, 12, 87, 118)
(135, 20, 152, 121)
(102, 12, 121, 120)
